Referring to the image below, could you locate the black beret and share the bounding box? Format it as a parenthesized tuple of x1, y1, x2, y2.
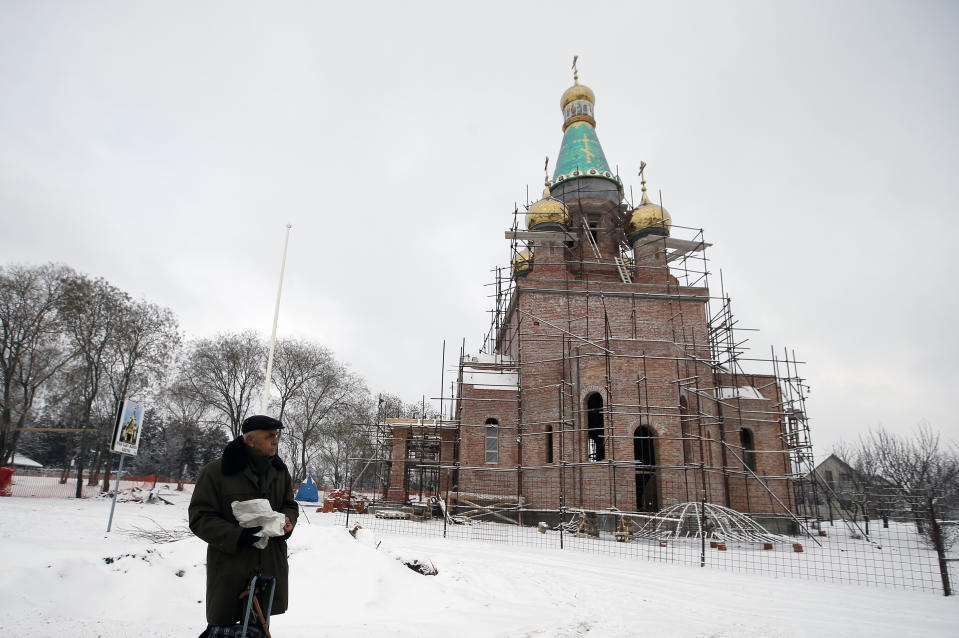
(241, 415, 283, 433)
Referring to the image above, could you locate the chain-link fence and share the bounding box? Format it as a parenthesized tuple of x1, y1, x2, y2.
(325, 467, 955, 596)
(0, 468, 191, 499)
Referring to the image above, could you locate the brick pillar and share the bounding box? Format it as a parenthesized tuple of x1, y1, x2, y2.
(386, 426, 408, 502)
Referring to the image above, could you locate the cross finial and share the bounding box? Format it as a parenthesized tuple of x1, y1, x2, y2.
(572, 55, 579, 84)
(639, 161, 650, 204)
(544, 156, 550, 187)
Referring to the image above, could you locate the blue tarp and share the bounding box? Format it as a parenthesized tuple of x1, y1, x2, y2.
(295, 476, 319, 502)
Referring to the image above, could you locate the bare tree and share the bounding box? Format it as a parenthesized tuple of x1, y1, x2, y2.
(846, 422, 959, 540)
(93, 298, 180, 490)
(183, 331, 265, 438)
(59, 273, 126, 497)
(858, 423, 958, 497)
(0, 263, 75, 464)
(278, 350, 369, 486)
(139, 376, 223, 487)
(269, 339, 336, 422)
(378, 392, 441, 420)
(316, 413, 369, 489)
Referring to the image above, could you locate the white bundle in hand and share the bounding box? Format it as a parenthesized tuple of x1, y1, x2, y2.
(231, 499, 286, 549)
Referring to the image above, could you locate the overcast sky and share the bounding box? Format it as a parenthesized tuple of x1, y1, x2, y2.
(1, 1, 956, 458)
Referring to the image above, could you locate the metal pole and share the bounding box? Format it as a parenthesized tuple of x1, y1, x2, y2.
(699, 490, 706, 567)
(928, 494, 952, 596)
(106, 454, 126, 532)
(560, 460, 566, 550)
(345, 470, 352, 529)
(261, 224, 293, 414)
(439, 340, 446, 422)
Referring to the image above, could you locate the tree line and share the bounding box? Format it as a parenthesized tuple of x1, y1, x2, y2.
(826, 421, 958, 546)
(1, 262, 433, 495)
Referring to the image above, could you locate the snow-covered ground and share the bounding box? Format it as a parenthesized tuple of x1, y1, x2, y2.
(0, 491, 956, 637)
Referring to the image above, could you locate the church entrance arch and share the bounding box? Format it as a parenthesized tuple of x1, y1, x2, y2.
(633, 425, 658, 512)
(586, 393, 605, 461)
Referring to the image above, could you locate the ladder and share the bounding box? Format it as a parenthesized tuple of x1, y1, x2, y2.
(581, 218, 601, 259)
(581, 218, 631, 283)
(614, 256, 632, 283)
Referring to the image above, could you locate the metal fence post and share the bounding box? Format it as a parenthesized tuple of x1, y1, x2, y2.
(559, 461, 566, 550)
(927, 494, 952, 596)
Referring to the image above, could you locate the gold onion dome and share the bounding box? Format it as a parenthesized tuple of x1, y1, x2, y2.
(526, 184, 570, 231)
(512, 248, 533, 278)
(560, 80, 596, 131)
(560, 58, 596, 132)
(560, 82, 595, 110)
(625, 166, 672, 241)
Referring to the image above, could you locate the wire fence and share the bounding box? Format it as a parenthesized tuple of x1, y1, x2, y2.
(0, 468, 193, 498)
(323, 468, 956, 596)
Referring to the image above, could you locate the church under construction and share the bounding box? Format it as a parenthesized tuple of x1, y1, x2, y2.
(371, 67, 815, 530)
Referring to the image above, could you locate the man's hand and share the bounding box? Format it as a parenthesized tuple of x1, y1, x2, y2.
(283, 516, 293, 533)
(238, 525, 263, 548)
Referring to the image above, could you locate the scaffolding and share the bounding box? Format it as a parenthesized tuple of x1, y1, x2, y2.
(351, 183, 819, 533)
(342, 186, 954, 596)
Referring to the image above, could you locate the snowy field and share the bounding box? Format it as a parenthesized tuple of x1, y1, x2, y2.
(0, 491, 956, 638)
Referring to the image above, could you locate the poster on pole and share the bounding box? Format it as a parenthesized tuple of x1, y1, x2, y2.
(111, 400, 145, 455)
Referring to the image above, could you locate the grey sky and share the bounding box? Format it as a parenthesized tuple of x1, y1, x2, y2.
(1, 1, 956, 457)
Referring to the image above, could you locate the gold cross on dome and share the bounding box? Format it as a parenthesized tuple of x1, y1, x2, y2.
(579, 133, 594, 164)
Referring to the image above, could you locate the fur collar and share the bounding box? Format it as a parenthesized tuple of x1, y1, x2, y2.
(221, 436, 287, 476)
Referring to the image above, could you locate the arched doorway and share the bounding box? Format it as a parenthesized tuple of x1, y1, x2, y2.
(586, 393, 605, 461)
(633, 425, 658, 512)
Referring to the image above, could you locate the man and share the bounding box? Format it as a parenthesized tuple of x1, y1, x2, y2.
(189, 415, 298, 636)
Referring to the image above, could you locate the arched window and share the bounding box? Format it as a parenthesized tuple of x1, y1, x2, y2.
(633, 425, 658, 511)
(546, 425, 554, 464)
(485, 418, 498, 464)
(586, 393, 605, 461)
(633, 425, 656, 466)
(741, 427, 756, 472)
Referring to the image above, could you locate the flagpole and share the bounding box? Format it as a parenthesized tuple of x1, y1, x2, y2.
(262, 224, 292, 414)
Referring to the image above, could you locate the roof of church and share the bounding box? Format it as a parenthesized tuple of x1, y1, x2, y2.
(550, 76, 620, 189)
(552, 121, 614, 181)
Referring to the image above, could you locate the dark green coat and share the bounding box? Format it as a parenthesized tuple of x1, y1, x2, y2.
(189, 437, 299, 625)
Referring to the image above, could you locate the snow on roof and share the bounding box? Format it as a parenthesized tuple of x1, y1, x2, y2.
(461, 352, 518, 390)
(715, 386, 767, 401)
(12, 454, 42, 468)
(461, 367, 518, 390)
(463, 352, 514, 365)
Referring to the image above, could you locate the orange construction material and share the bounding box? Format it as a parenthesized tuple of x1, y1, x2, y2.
(321, 489, 369, 514)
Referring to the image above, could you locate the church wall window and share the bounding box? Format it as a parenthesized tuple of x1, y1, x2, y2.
(485, 418, 498, 464)
(546, 425, 554, 464)
(586, 393, 605, 461)
(741, 427, 757, 472)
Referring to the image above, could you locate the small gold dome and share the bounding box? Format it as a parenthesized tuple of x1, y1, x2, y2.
(625, 194, 672, 239)
(512, 248, 533, 278)
(561, 82, 595, 110)
(626, 164, 672, 240)
(526, 186, 570, 230)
